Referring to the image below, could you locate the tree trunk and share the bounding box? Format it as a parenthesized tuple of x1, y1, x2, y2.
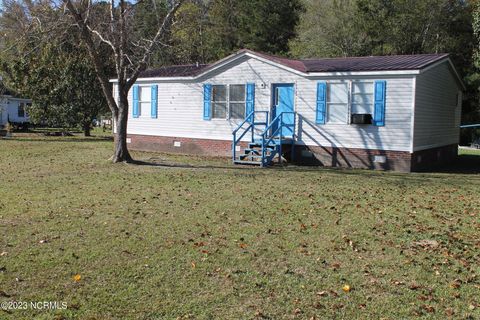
(111, 92, 132, 163)
(83, 122, 91, 137)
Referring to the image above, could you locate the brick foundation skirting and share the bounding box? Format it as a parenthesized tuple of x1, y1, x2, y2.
(293, 145, 412, 172)
(126, 134, 457, 172)
(127, 134, 243, 157)
(410, 144, 458, 171)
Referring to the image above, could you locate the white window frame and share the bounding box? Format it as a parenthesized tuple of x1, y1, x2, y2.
(211, 84, 246, 120)
(325, 80, 376, 125)
(326, 81, 349, 124)
(138, 85, 151, 117)
(351, 80, 375, 119)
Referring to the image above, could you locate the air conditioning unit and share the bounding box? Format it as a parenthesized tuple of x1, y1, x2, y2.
(351, 113, 372, 125)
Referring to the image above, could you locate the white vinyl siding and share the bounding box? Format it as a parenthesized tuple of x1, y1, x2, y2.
(413, 61, 462, 151)
(122, 56, 415, 152)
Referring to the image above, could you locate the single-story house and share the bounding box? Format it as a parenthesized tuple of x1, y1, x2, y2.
(111, 49, 464, 172)
(0, 93, 31, 127)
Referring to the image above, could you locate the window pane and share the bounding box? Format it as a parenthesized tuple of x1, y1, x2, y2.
(352, 82, 374, 114)
(140, 87, 151, 102)
(212, 85, 227, 102)
(212, 102, 227, 118)
(351, 103, 372, 114)
(229, 85, 245, 102)
(230, 102, 245, 119)
(327, 103, 348, 123)
(140, 102, 150, 116)
(18, 104, 25, 117)
(352, 82, 373, 94)
(352, 94, 374, 105)
(327, 83, 348, 103)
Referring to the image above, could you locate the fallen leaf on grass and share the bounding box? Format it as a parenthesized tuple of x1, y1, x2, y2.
(317, 291, 328, 297)
(342, 284, 351, 293)
(193, 242, 205, 247)
(409, 283, 421, 290)
(0, 251, 7, 256)
(331, 263, 341, 270)
(413, 239, 439, 249)
(422, 305, 435, 313)
(450, 279, 461, 289)
(445, 308, 455, 316)
(239, 243, 248, 249)
(72, 274, 81, 282)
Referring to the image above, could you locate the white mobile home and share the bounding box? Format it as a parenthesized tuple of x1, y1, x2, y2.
(111, 49, 464, 172)
(0, 95, 31, 127)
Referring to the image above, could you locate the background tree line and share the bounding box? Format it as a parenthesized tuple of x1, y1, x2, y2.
(0, 0, 479, 140)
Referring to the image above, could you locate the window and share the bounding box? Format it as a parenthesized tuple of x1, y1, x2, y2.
(351, 82, 374, 114)
(139, 86, 151, 117)
(229, 85, 246, 119)
(212, 85, 227, 119)
(18, 103, 25, 118)
(327, 83, 348, 123)
(211, 84, 246, 119)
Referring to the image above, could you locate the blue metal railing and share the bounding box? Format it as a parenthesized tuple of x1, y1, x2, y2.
(260, 112, 296, 167)
(460, 124, 480, 128)
(232, 111, 269, 161)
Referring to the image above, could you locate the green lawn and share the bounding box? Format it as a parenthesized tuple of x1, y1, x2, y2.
(0, 135, 479, 320)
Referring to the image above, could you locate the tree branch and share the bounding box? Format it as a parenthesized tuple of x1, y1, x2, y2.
(126, 0, 184, 88)
(62, 0, 118, 114)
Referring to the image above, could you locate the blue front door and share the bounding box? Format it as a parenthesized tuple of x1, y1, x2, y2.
(271, 84, 295, 137)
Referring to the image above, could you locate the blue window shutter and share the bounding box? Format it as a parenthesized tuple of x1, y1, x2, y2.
(373, 81, 386, 126)
(203, 84, 212, 120)
(132, 85, 139, 118)
(316, 82, 327, 124)
(151, 85, 158, 118)
(245, 83, 255, 122)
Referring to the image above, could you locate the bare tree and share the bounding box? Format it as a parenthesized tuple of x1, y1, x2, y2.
(62, 0, 184, 162)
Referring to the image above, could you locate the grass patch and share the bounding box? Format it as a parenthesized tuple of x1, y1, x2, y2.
(459, 147, 480, 156)
(0, 137, 479, 319)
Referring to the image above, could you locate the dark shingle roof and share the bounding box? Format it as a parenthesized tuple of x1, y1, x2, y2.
(138, 50, 450, 78)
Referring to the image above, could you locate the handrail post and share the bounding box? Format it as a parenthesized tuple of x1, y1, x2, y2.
(291, 112, 296, 162)
(261, 133, 265, 167)
(251, 112, 254, 143)
(233, 132, 236, 162)
(279, 113, 283, 165)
